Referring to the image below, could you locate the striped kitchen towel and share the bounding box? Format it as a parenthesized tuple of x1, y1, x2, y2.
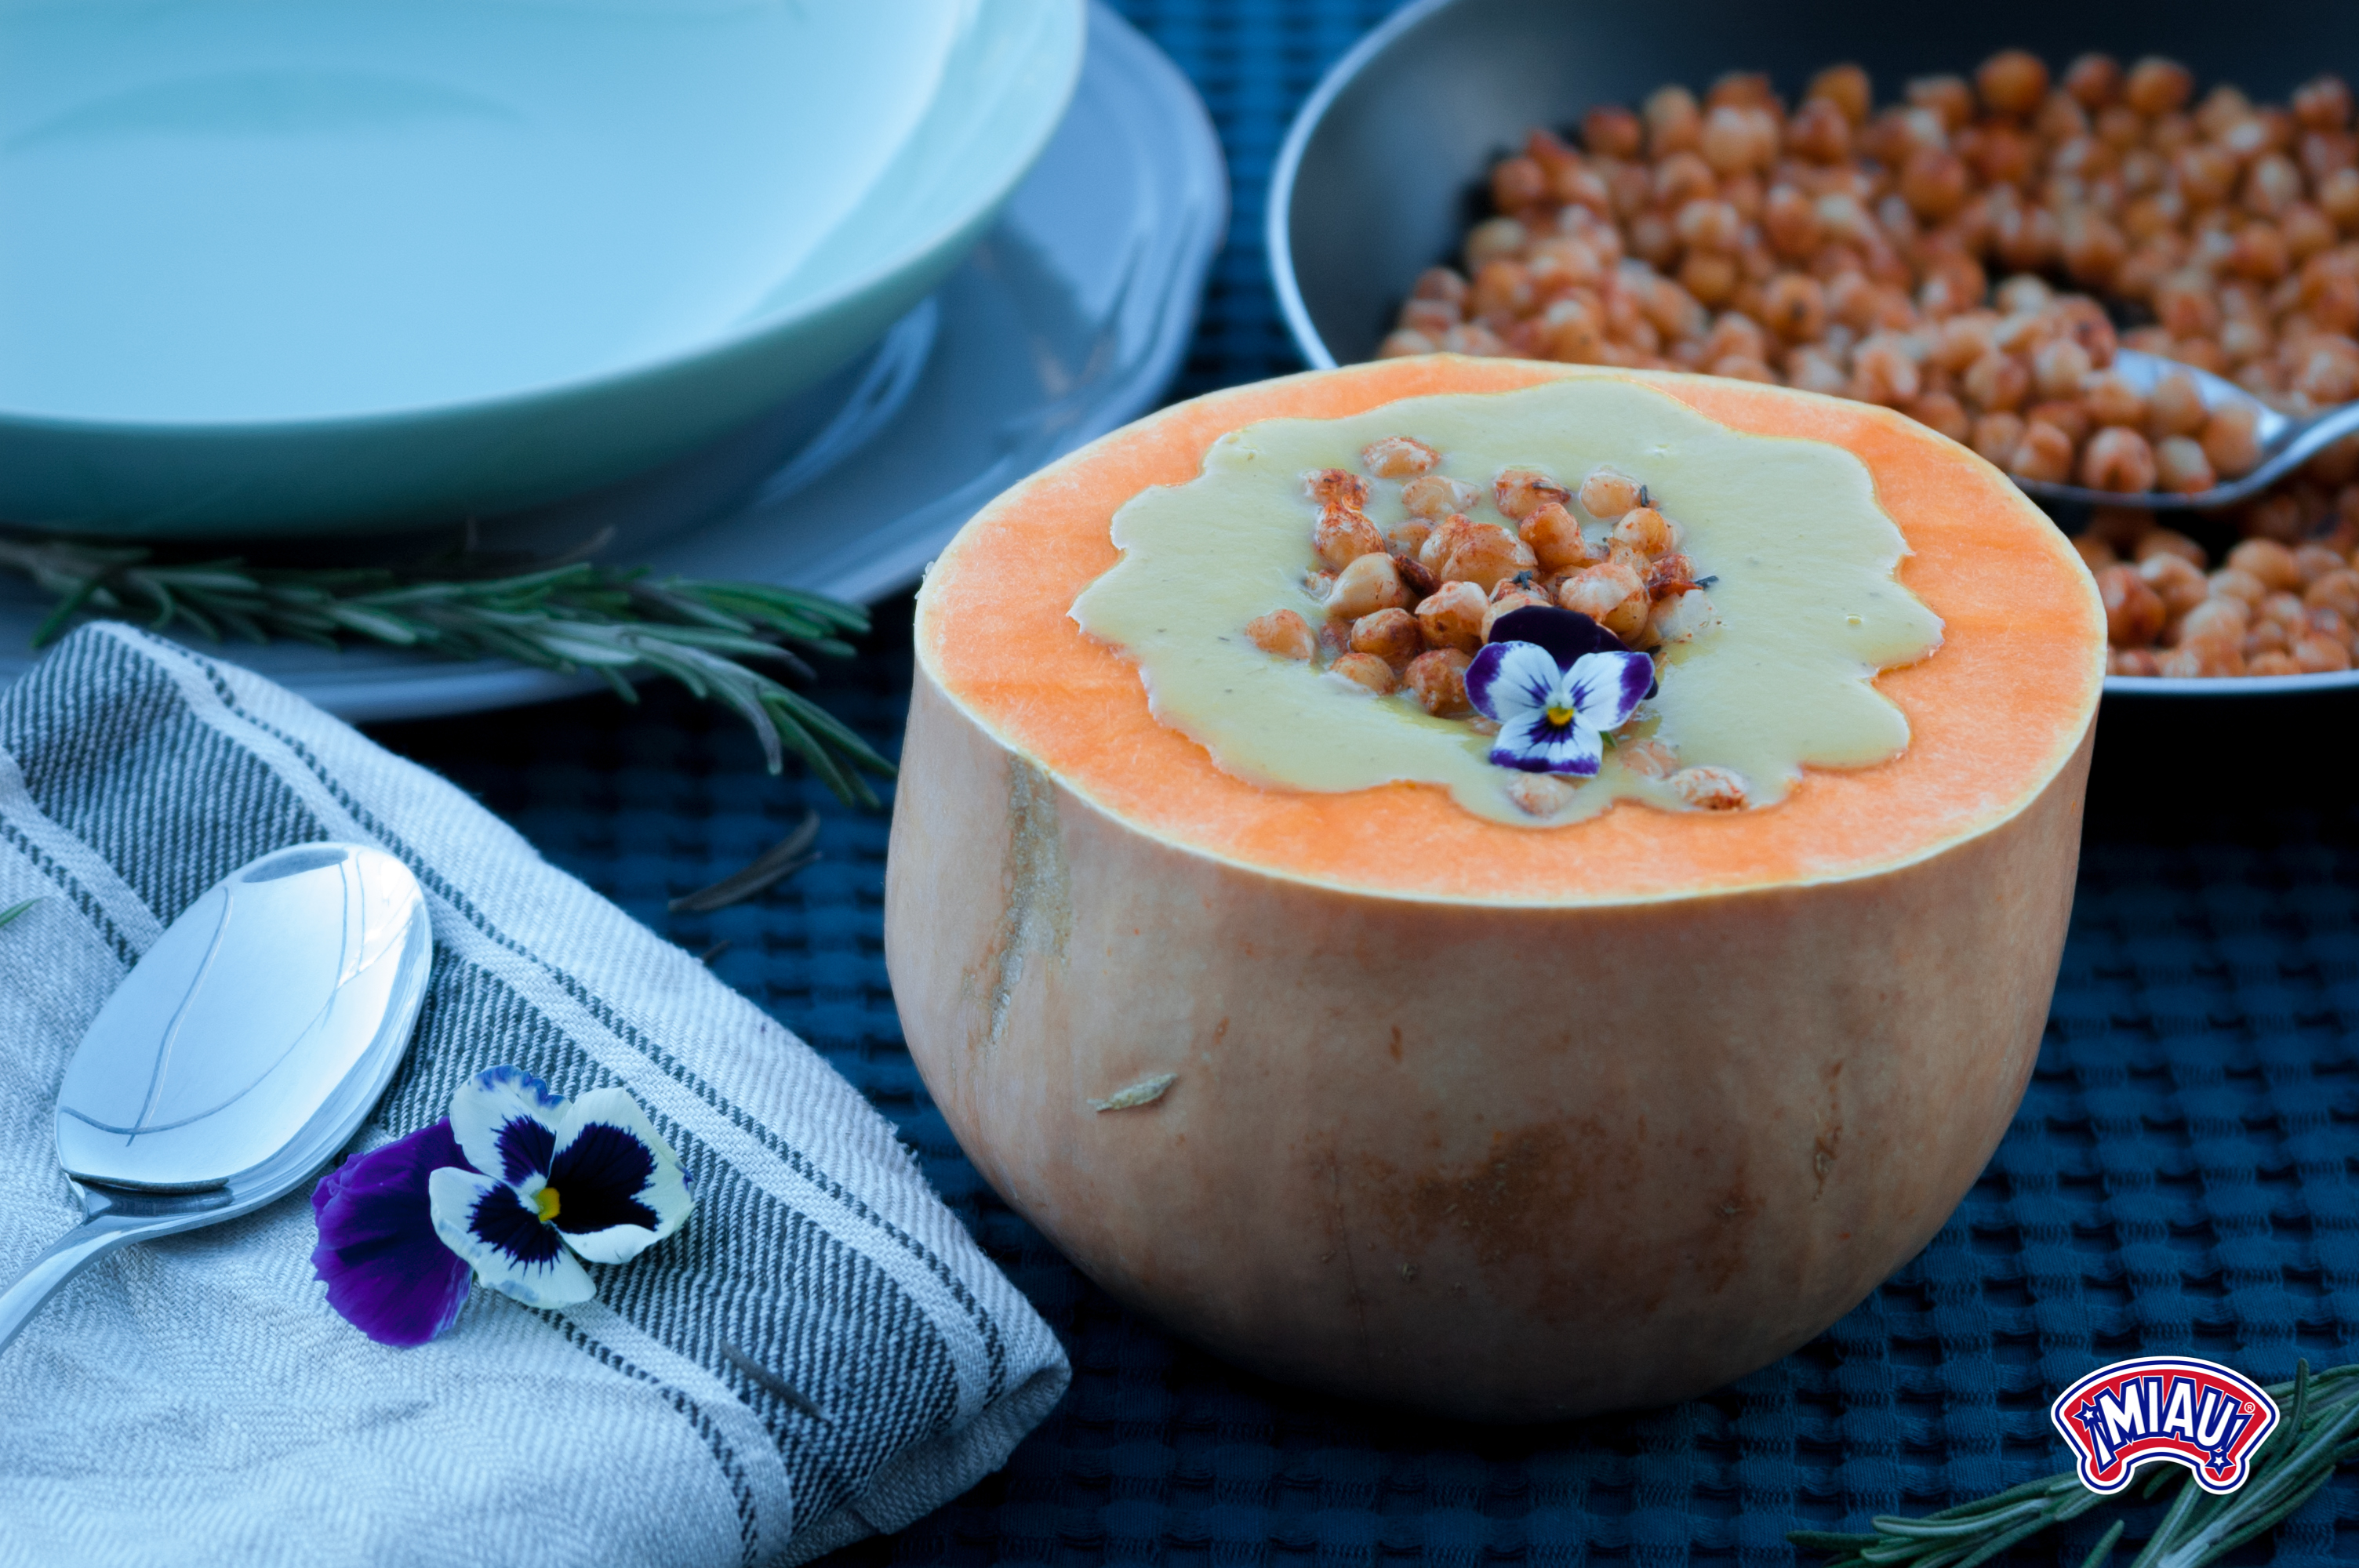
(0, 623, 1067, 1568)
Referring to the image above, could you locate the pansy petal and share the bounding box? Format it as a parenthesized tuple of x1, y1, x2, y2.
(1487, 712, 1558, 772)
(311, 1119, 472, 1346)
(1487, 604, 1626, 661)
(448, 1065, 564, 1186)
(1465, 641, 1562, 720)
(428, 1166, 595, 1308)
(1566, 651, 1656, 731)
(1529, 723, 1606, 775)
(546, 1088, 694, 1265)
(1488, 711, 1604, 775)
(1519, 717, 1613, 778)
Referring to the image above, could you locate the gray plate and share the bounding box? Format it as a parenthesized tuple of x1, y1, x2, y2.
(0, 2, 1227, 722)
(1264, 0, 2359, 702)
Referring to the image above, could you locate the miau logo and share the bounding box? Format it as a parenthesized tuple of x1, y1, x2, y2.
(2050, 1357, 2280, 1495)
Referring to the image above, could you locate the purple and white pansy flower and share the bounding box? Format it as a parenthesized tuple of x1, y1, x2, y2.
(1466, 606, 1656, 776)
(428, 1066, 696, 1308)
(310, 1117, 475, 1348)
(312, 1066, 693, 1343)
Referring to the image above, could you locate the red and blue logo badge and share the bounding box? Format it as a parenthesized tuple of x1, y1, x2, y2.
(2050, 1357, 2280, 1495)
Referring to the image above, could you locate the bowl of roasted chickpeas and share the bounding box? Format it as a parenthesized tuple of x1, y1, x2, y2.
(1270, 0, 2359, 694)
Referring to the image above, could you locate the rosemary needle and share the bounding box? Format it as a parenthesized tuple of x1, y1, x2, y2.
(0, 536, 895, 808)
(668, 809, 823, 913)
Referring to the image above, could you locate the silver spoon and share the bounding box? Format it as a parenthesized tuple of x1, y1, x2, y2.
(0, 842, 431, 1356)
(2012, 347, 2359, 511)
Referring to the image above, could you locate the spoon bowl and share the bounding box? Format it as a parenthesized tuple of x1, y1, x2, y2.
(0, 841, 431, 1356)
(2008, 349, 2359, 512)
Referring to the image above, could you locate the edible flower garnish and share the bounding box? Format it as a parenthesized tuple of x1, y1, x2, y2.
(429, 1067, 696, 1309)
(312, 1066, 694, 1344)
(1465, 607, 1654, 776)
(311, 1118, 474, 1348)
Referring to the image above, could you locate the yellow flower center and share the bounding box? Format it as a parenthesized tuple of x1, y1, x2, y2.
(1544, 705, 1576, 727)
(534, 1186, 562, 1223)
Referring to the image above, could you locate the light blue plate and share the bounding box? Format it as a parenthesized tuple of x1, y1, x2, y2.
(0, 2, 1230, 719)
(0, 0, 1083, 537)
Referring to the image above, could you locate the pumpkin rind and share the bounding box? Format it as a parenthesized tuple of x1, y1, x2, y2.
(887, 358, 2103, 1420)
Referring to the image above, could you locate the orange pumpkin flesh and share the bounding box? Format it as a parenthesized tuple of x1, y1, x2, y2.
(887, 358, 2104, 1421)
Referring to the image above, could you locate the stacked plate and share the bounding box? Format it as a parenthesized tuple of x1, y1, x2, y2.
(0, 1, 1228, 719)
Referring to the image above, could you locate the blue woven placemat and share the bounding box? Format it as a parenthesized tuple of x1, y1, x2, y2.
(369, 4, 2359, 1561)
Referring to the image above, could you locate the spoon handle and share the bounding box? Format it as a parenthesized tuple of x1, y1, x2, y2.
(0, 1210, 165, 1357)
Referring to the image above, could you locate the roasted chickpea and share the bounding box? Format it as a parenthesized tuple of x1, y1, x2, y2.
(2153, 436, 2218, 494)
(1667, 765, 1750, 811)
(1306, 467, 1372, 510)
(2306, 568, 2359, 619)
(1785, 98, 1852, 163)
(2139, 552, 2210, 617)
(1760, 273, 1830, 340)
(1977, 49, 2050, 117)
(2081, 372, 2148, 429)
(1608, 506, 1675, 557)
(1494, 466, 1572, 521)
(2157, 640, 2245, 677)
(2009, 420, 2078, 482)
(1386, 518, 1434, 558)
(2208, 567, 2271, 609)
(1314, 506, 1387, 570)
(1401, 474, 1481, 521)
(1961, 350, 2032, 412)
(1245, 609, 1317, 660)
(1404, 648, 1474, 717)
(2201, 404, 2265, 477)
(1519, 502, 1598, 572)
(2063, 53, 2122, 110)
(2293, 634, 2354, 671)
(1326, 652, 1398, 694)
(1361, 435, 1441, 478)
(2293, 543, 2349, 585)
(1583, 103, 1645, 158)
(1506, 773, 1582, 817)
(2096, 563, 2167, 645)
(2227, 538, 2305, 592)
(1414, 580, 1488, 654)
(2146, 373, 2211, 438)
(1326, 552, 1412, 618)
(2081, 427, 2159, 493)
(1440, 523, 1541, 591)
(1350, 608, 1423, 669)
(1849, 338, 1922, 405)
(1644, 83, 1703, 158)
(2123, 56, 2194, 117)
(1808, 63, 1873, 125)
(1971, 412, 2027, 466)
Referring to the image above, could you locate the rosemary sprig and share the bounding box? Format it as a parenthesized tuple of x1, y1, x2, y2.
(1792, 1362, 2359, 1568)
(0, 897, 38, 932)
(0, 535, 895, 808)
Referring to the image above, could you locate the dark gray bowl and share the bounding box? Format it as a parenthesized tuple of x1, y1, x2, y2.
(1266, 0, 2359, 706)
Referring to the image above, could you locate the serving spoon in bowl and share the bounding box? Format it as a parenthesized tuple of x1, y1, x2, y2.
(0, 842, 431, 1357)
(2011, 347, 2359, 511)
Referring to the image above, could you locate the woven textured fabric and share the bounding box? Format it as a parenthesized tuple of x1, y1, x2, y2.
(0, 624, 1068, 1568)
(364, 2, 2359, 1562)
